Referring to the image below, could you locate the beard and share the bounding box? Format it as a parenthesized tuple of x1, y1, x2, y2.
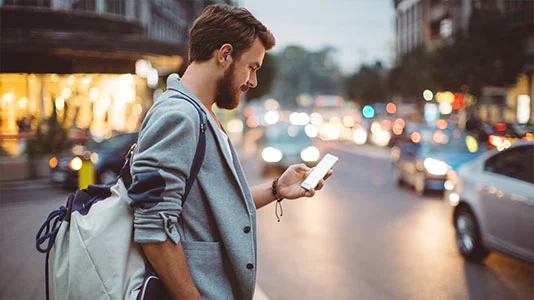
(215, 62, 246, 110)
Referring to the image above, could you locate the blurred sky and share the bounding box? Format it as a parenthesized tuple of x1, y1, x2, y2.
(240, 0, 395, 75)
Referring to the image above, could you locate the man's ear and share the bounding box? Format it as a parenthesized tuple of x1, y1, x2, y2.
(217, 43, 233, 66)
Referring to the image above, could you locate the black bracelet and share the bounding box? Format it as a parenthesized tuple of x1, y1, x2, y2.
(272, 177, 284, 222)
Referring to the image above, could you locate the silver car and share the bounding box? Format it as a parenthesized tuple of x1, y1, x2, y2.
(448, 140, 534, 263)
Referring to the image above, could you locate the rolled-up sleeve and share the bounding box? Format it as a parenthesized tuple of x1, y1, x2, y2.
(128, 99, 199, 244)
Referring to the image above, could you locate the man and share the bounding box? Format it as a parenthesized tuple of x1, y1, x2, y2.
(129, 4, 333, 299)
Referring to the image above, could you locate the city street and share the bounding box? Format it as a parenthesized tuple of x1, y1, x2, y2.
(1, 142, 534, 300)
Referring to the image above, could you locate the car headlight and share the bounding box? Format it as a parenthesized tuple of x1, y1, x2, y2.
(423, 158, 449, 176)
(90, 153, 99, 164)
(69, 157, 83, 171)
(49, 157, 58, 169)
(353, 128, 368, 145)
(262, 147, 283, 163)
(300, 146, 320, 162)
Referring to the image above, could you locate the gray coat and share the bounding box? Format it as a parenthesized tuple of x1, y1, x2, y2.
(128, 75, 257, 299)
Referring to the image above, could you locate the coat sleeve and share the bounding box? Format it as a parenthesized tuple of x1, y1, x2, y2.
(128, 98, 199, 244)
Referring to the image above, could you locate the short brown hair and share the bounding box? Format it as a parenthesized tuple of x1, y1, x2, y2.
(188, 4, 276, 63)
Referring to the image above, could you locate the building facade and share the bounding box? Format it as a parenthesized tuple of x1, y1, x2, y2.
(0, 0, 209, 156)
(393, 0, 534, 124)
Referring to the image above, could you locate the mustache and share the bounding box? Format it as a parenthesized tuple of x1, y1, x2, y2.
(240, 85, 249, 93)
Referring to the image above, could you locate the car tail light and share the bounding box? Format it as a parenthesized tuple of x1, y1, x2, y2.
(488, 134, 503, 147)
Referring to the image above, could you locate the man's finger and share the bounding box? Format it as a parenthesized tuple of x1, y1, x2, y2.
(303, 188, 315, 197)
(315, 179, 325, 191)
(293, 163, 311, 173)
(323, 169, 334, 180)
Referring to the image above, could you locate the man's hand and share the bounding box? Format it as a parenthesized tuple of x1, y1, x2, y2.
(251, 164, 333, 209)
(277, 163, 333, 199)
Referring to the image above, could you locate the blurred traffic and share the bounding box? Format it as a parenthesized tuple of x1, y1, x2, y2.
(49, 132, 138, 187)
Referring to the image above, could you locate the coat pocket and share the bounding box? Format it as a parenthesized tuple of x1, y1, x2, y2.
(181, 241, 234, 300)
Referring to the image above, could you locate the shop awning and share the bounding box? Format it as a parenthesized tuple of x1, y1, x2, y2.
(0, 6, 188, 74)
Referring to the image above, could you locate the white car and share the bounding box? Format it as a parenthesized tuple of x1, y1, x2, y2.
(448, 140, 534, 263)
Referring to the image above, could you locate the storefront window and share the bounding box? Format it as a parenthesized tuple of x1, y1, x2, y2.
(0, 73, 148, 156)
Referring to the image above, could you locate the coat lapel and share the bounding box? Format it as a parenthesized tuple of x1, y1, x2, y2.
(166, 77, 247, 201)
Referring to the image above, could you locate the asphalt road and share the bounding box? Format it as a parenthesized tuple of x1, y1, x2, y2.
(0, 142, 533, 300)
(247, 141, 534, 300)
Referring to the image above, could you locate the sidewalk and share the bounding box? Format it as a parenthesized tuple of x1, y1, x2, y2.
(0, 178, 54, 192)
(0, 156, 29, 181)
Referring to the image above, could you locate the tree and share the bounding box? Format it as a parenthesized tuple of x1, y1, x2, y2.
(435, 7, 532, 96)
(388, 47, 437, 98)
(246, 53, 276, 101)
(273, 45, 343, 107)
(346, 61, 388, 105)
(390, 7, 533, 99)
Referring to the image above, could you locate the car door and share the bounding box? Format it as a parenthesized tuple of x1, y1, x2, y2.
(481, 145, 534, 258)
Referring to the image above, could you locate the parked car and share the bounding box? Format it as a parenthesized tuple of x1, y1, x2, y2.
(392, 125, 484, 195)
(258, 122, 320, 175)
(50, 132, 138, 187)
(448, 140, 534, 263)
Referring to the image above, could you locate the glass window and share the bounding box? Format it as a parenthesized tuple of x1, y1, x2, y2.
(72, 0, 96, 12)
(484, 145, 534, 183)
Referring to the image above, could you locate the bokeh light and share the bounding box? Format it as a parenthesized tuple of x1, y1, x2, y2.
(410, 132, 422, 143)
(436, 119, 448, 129)
(423, 89, 433, 101)
(465, 135, 478, 153)
(386, 102, 397, 114)
(362, 105, 375, 118)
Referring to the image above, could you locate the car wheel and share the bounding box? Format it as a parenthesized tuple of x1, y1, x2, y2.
(393, 165, 404, 186)
(99, 169, 118, 184)
(414, 171, 427, 196)
(454, 207, 489, 262)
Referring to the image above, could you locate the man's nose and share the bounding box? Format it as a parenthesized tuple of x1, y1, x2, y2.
(247, 72, 257, 88)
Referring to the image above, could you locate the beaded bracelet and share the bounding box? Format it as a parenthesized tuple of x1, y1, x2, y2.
(272, 177, 284, 222)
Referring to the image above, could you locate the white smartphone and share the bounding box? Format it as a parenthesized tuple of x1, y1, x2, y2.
(301, 154, 338, 190)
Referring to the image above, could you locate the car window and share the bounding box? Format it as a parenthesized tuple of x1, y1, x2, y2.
(484, 145, 534, 183)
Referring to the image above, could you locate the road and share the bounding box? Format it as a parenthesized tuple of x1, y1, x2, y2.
(248, 141, 534, 300)
(1, 141, 533, 300)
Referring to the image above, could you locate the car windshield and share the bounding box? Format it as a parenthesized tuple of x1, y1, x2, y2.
(266, 124, 310, 143)
(512, 124, 534, 136)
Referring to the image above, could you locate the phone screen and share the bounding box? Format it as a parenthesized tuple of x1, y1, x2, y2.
(301, 154, 338, 190)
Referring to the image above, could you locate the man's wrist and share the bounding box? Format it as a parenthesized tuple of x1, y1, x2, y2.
(271, 177, 283, 201)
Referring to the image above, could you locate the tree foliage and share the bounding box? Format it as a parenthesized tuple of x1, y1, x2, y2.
(346, 61, 388, 105)
(435, 8, 531, 96)
(273, 45, 343, 106)
(388, 7, 533, 98)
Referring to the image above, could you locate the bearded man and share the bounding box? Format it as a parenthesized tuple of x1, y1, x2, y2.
(129, 4, 333, 299)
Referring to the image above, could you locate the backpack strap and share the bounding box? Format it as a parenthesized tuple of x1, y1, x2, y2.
(122, 93, 206, 204)
(169, 92, 207, 203)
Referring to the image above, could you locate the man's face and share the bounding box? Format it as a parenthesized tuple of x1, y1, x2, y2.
(215, 38, 266, 110)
